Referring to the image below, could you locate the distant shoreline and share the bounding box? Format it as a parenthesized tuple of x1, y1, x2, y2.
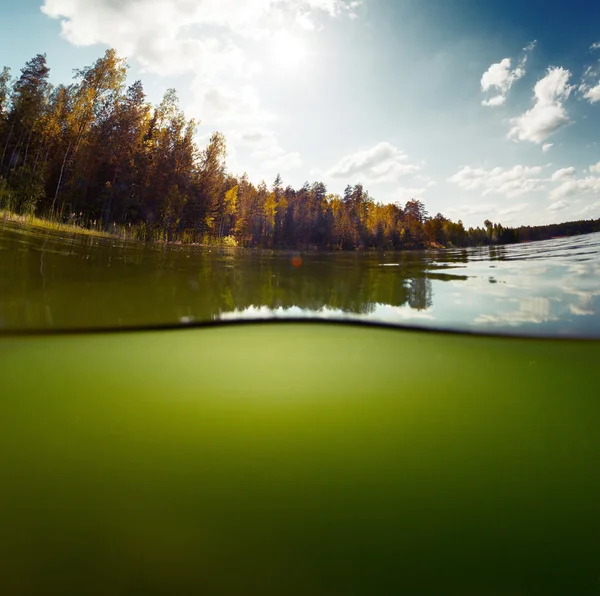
(3, 210, 599, 254)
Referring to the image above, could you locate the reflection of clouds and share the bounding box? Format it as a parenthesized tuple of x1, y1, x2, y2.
(570, 304, 595, 316)
(219, 306, 356, 320)
(563, 289, 598, 317)
(560, 262, 600, 317)
(217, 304, 437, 327)
(214, 233, 600, 335)
(567, 263, 600, 275)
(475, 297, 558, 326)
(389, 305, 435, 321)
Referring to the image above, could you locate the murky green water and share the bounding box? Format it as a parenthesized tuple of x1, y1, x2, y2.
(2, 220, 599, 336)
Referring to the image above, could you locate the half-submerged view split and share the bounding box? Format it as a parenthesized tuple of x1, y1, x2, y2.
(2, 1, 600, 595)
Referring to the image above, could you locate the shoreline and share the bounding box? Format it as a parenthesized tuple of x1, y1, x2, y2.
(1, 210, 122, 240)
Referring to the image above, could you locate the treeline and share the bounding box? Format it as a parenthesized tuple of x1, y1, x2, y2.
(1, 50, 599, 249)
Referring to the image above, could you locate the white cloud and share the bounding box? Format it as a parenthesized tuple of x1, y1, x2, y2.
(591, 41, 600, 51)
(41, 0, 359, 178)
(397, 187, 428, 200)
(508, 67, 573, 144)
(327, 142, 421, 182)
(570, 304, 595, 316)
(580, 200, 600, 215)
(41, 0, 357, 53)
(445, 203, 497, 218)
(481, 58, 524, 107)
(447, 164, 546, 198)
(196, 85, 274, 128)
(498, 203, 528, 216)
(547, 200, 570, 211)
(480, 42, 535, 107)
(296, 12, 317, 30)
(551, 167, 576, 182)
(239, 128, 303, 170)
(265, 151, 303, 172)
(590, 162, 600, 174)
(584, 83, 600, 103)
(542, 143, 554, 152)
(413, 175, 436, 188)
(475, 297, 556, 326)
(578, 63, 600, 104)
(549, 176, 600, 201)
(482, 95, 506, 107)
(40, 0, 358, 80)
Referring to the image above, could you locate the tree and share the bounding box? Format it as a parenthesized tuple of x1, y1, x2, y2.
(1, 55, 50, 175)
(6, 48, 597, 250)
(51, 49, 127, 214)
(0, 66, 10, 117)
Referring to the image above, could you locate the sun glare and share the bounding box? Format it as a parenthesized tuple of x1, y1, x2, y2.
(270, 33, 307, 69)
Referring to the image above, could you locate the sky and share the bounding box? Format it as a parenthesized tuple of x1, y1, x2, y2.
(2, 0, 600, 227)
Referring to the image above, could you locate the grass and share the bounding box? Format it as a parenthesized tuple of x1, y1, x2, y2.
(0, 187, 147, 241)
(0, 207, 239, 246)
(0, 208, 120, 239)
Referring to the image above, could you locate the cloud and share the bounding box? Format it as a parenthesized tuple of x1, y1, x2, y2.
(580, 200, 600, 215)
(40, 0, 359, 81)
(584, 84, 600, 103)
(577, 59, 600, 104)
(41, 0, 358, 52)
(578, 63, 598, 103)
(196, 85, 274, 128)
(549, 176, 600, 201)
(570, 304, 595, 316)
(480, 41, 535, 107)
(551, 167, 576, 182)
(445, 203, 497, 218)
(482, 95, 506, 107)
(498, 203, 528, 216)
(447, 165, 546, 198)
(542, 143, 554, 152)
(265, 151, 303, 172)
(397, 187, 428, 200)
(590, 162, 600, 174)
(547, 200, 570, 211)
(481, 58, 524, 106)
(327, 142, 421, 182)
(591, 41, 600, 51)
(475, 297, 556, 327)
(191, 85, 300, 176)
(239, 128, 303, 170)
(508, 67, 573, 144)
(41, 0, 358, 175)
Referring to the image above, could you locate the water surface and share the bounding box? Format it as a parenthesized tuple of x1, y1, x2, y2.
(2, 220, 600, 337)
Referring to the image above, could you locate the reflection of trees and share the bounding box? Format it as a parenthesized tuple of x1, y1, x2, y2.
(194, 253, 435, 317)
(408, 277, 433, 311)
(3, 231, 441, 329)
(488, 245, 509, 261)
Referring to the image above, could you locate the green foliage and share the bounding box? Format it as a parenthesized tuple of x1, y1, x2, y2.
(221, 235, 238, 247)
(11, 165, 45, 214)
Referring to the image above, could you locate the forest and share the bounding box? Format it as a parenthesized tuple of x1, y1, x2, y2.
(1, 50, 599, 249)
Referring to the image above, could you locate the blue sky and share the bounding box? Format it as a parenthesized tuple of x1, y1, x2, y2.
(2, 0, 600, 227)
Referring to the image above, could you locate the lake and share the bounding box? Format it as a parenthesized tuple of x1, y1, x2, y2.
(2, 220, 600, 337)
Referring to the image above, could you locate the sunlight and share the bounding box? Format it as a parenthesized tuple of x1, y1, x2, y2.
(270, 33, 307, 69)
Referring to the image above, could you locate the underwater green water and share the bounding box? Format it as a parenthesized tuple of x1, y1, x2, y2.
(1, 324, 600, 594)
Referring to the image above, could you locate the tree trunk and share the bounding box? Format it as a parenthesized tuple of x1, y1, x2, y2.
(22, 126, 34, 168)
(51, 139, 73, 215)
(1, 120, 14, 169)
(7, 131, 25, 173)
